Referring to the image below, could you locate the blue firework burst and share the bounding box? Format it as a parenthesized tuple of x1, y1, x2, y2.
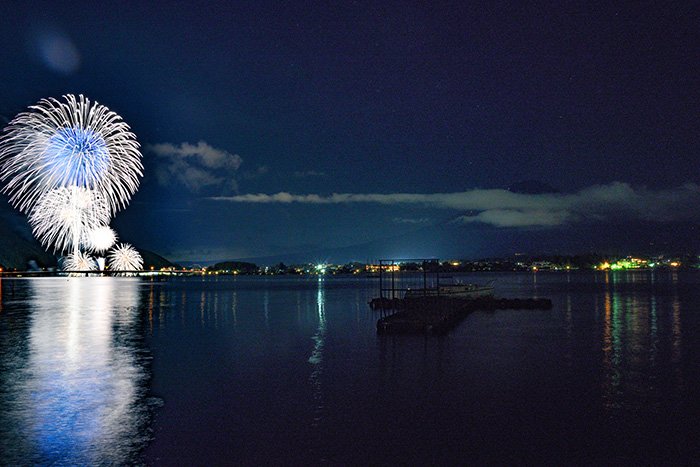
(0, 94, 142, 215)
(44, 126, 111, 189)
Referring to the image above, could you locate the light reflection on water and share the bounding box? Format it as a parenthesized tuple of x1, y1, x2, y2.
(0, 277, 155, 465)
(2, 272, 699, 463)
(599, 271, 686, 416)
(308, 277, 326, 422)
(138, 272, 699, 463)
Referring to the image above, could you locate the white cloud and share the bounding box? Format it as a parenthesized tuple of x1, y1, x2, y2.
(392, 217, 432, 225)
(209, 182, 700, 228)
(209, 190, 566, 208)
(455, 209, 571, 227)
(148, 141, 242, 193)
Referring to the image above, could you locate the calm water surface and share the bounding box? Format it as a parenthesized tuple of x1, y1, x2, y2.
(1, 271, 699, 464)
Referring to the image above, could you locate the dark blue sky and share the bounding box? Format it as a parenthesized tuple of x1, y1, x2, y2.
(1, 1, 699, 262)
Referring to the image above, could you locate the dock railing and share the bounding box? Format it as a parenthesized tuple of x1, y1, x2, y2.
(376, 258, 442, 301)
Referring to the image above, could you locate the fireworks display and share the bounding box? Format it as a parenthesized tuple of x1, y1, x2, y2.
(64, 251, 98, 271)
(108, 244, 143, 272)
(0, 94, 144, 272)
(85, 226, 118, 253)
(28, 187, 110, 253)
(0, 94, 142, 214)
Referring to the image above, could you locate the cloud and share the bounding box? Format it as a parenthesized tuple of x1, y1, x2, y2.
(392, 217, 432, 225)
(455, 209, 571, 227)
(209, 182, 700, 228)
(210, 190, 566, 208)
(148, 141, 242, 193)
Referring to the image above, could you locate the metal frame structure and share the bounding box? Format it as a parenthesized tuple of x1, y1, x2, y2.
(377, 258, 442, 300)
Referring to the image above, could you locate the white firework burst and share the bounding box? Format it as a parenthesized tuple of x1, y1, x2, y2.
(85, 225, 118, 253)
(0, 94, 143, 215)
(108, 243, 143, 272)
(28, 187, 110, 253)
(63, 251, 97, 271)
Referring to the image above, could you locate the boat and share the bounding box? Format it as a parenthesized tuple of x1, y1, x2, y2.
(404, 281, 494, 299)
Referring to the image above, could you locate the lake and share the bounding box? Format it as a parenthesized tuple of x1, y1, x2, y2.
(1, 271, 699, 464)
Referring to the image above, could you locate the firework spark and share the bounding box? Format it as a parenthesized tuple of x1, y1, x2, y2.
(63, 250, 97, 271)
(28, 187, 110, 253)
(108, 243, 143, 272)
(0, 94, 143, 215)
(85, 225, 118, 253)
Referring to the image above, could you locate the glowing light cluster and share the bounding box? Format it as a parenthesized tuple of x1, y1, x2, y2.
(0, 94, 144, 272)
(597, 258, 681, 270)
(64, 251, 97, 271)
(108, 244, 143, 273)
(86, 226, 118, 253)
(28, 187, 110, 253)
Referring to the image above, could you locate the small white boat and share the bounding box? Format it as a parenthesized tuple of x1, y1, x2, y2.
(404, 281, 494, 299)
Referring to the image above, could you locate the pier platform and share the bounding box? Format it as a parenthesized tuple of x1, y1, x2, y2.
(373, 296, 553, 335)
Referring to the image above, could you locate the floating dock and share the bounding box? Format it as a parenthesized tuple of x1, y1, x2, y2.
(367, 258, 553, 335)
(372, 296, 553, 335)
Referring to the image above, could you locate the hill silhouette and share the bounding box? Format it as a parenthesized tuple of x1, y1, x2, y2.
(0, 203, 56, 270)
(0, 200, 175, 271)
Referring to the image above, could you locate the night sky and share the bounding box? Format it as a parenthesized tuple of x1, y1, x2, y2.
(1, 1, 699, 263)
